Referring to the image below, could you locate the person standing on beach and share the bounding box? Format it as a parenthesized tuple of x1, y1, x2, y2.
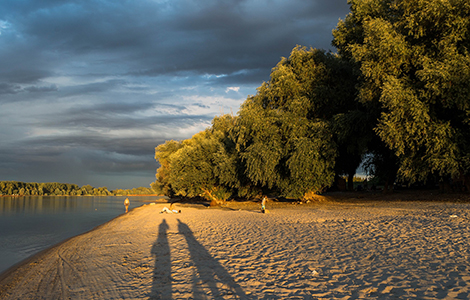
(261, 196, 267, 213)
(124, 197, 130, 213)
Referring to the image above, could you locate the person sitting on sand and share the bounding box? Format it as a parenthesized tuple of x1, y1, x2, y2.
(160, 203, 181, 214)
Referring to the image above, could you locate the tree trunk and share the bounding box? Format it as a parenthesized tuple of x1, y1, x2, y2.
(348, 173, 354, 191)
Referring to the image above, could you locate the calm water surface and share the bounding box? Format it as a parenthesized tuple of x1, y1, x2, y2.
(0, 195, 167, 274)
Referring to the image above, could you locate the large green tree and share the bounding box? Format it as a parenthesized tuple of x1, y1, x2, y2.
(153, 140, 184, 196)
(235, 46, 359, 197)
(333, 0, 470, 184)
(154, 115, 239, 203)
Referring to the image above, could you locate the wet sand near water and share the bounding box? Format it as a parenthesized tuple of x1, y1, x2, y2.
(0, 195, 470, 299)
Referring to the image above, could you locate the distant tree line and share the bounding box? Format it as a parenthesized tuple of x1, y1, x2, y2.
(0, 181, 112, 196)
(154, 0, 470, 203)
(0, 181, 158, 196)
(113, 187, 157, 196)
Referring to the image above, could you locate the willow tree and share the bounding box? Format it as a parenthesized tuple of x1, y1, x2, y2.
(235, 46, 358, 198)
(153, 140, 183, 196)
(154, 115, 239, 203)
(333, 0, 470, 185)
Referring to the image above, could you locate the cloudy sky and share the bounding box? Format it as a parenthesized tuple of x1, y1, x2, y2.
(0, 0, 351, 190)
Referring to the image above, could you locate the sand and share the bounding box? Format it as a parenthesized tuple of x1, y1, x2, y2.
(0, 194, 470, 299)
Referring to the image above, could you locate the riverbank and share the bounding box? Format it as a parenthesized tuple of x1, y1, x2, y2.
(1, 193, 470, 299)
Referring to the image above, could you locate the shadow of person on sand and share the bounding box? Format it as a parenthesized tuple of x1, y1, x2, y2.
(150, 219, 172, 299)
(177, 219, 250, 300)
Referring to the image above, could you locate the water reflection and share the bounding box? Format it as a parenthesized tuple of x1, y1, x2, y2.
(0, 196, 168, 215)
(0, 195, 168, 274)
(0, 196, 82, 214)
(2, 196, 115, 215)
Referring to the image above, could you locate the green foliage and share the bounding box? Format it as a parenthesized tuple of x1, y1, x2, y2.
(154, 140, 184, 196)
(169, 130, 221, 197)
(0, 181, 111, 196)
(114, 186, 158, 196)
(235, 46, 360, 197)
(154, 2, 470, 199)
(0, 181, 159, 196)
(154, 115, 239, 202)
(333, 0, 470, 183)
(154, 47, 364, 199)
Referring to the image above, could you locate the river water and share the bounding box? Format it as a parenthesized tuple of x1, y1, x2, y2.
(0, 195, 168, 274)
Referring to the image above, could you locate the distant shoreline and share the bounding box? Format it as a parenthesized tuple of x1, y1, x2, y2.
(2, 190, 470, 203)
(0, 194, 164, 197)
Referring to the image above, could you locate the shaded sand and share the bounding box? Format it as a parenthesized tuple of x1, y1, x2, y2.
(1, 197, 470, 299)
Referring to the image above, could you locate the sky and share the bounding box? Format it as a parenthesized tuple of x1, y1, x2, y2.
(0, 0, 351, 190)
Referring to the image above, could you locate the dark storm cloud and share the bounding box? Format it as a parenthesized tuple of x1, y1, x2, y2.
(59, 80, 127, 97)
(1, 0, 350, 82)
(0, 0, 351, 189)
(1, 131, 162, 186)
(0, 142, 158, 188)
(28, 99, 210, 132)
(0, 84, 58, 95)
(0, 83, 20, 94)
(21, 134, 162, 157)
(70, 101, 161, 116)
(39, 112, 209, 133)
(24, 85, 58, 93)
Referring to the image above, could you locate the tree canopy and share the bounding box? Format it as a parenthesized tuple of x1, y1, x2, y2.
(333, 0, 470, 183)
(154, 47, 362, 200)
(0, 181, 158, 196)
(154, 115, 240, 204)
(154, 0, 470, 201)
(0, 181, 113, 196)
(235, 47, 359, 198)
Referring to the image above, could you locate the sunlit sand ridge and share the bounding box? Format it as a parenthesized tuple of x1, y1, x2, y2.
(0, 198, 469, 299)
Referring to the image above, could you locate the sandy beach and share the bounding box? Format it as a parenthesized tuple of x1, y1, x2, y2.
(1, 193, 470, 299)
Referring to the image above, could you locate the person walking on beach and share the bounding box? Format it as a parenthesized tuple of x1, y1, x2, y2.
(124, 197, 130, 213)
(261, 196, 267, 213)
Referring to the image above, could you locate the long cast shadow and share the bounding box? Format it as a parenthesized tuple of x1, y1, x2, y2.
(151, 219, 172, 299)
(177, 219, 249, 299)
